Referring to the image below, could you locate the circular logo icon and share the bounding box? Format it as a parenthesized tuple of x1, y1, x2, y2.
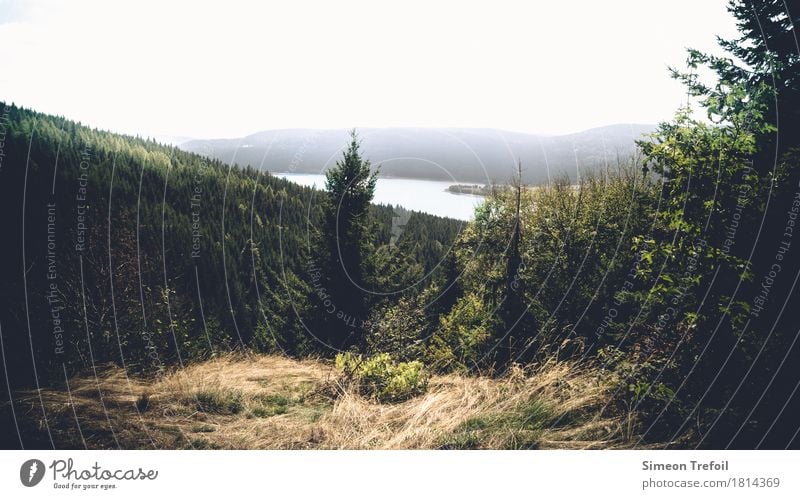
(20, 459, 45, 487)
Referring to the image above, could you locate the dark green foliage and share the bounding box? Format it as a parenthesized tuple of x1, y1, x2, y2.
(418, 1, 800, 448)
(315, 130, 379, 350)
(444, 165, 657, 364)
(498, 163, 534, 367)
(626, 0, 800, 447)
(690, 0, 799, 164)
(0, 104, 462, 392)
(426, 291, 496, 373)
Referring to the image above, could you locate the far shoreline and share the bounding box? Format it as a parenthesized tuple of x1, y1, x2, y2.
(272, 171, 489, 198)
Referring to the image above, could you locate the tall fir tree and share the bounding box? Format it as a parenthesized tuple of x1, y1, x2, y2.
(319, 130, 378, 350)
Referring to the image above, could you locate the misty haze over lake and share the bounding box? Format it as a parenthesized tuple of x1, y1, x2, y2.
(183, 125, 654, 185)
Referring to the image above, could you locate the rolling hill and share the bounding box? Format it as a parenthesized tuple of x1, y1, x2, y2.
(181, 125, 655, 184)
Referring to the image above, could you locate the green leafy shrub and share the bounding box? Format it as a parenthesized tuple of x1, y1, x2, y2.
(335, 352, 428, 402)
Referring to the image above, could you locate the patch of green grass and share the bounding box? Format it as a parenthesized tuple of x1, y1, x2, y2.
(194, 389, 244, 415)
(250, 405, 288, 418)
(295, 380, 315, 402)
(440, 399, 555, 449)
(297, 380, 314, 392)
(248, 392, 295, 418)
(191, 424, 216, 433)
(511, 400, 554, 431)
(245, 390, 332, 420)
(440, 418, 485, 449)
(293, 403, 331, 422)
(254, 394, 292, 406)
(255, 378, 317, 403)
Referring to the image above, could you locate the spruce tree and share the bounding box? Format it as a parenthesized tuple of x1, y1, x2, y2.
(320, 130, 378, 350)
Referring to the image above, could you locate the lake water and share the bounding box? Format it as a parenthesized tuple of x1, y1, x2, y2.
(275, 173, 484, 220)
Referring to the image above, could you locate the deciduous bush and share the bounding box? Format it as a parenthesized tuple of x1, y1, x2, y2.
(335, 352, 428, 402)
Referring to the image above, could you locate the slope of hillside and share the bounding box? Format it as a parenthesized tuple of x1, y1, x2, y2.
(0, 102, 463, 392)
(3, 354, 637, 450)
(181, 125, 655, 184)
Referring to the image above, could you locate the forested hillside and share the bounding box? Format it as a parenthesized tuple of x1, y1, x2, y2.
(0, 105, 462, 392)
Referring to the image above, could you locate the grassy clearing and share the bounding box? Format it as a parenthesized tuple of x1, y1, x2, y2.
(4, 354, 637, 449)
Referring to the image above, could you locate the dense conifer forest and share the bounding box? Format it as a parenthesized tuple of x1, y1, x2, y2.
(0, 105, 462, 388)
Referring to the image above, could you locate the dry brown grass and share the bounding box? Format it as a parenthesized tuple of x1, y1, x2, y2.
(7, 354, 635, 449)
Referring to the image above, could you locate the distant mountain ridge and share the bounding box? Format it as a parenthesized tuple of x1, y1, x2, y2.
(181, 124, 655, 184)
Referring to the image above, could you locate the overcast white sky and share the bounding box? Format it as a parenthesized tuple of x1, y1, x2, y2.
(0, 0, 738, 139)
